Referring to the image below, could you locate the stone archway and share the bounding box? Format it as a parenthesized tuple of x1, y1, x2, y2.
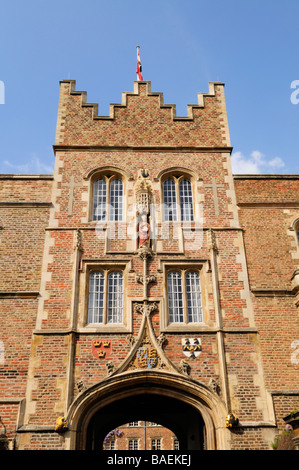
(87, 393, 205, 450)
(66, 370, 229, 450)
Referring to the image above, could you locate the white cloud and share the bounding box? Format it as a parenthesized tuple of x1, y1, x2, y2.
(231, 150, 285, 174)
(2, 154, 53, 174)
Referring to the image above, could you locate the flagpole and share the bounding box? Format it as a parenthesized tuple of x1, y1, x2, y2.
(136, 46, 139, 81)
(136, 45, 143, 81)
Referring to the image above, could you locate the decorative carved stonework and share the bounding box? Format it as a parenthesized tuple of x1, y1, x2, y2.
(55, 417, 69, 433)
(225, 413, 239, 428)
(134, 169, 153, 215)
(137, 244, 153, 260)
(76, 380, 86, 393)
(179, 360, 190, 376)
(106, 361, 115, 375)
(157, 332, 167, 347)
(207, 228, 218, 253)
(134, 301, 158, 318)
(136, 274, 157, 286)
(209, 378, 221, 396)
(75, 228, 83, 252)
(127, 324, 160, 370)
(126, 334, 136, 349)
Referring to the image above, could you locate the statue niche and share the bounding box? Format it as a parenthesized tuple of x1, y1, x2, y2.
(134, 169, 153, 249)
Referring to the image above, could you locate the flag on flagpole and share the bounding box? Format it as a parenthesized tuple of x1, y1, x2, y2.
(136, 46, 143, 81)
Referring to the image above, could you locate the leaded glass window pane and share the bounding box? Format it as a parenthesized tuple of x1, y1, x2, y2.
(129, 439, 138, 450)
(88, 271, 104, 323)
(151, 439, 161, 450)
(186, 271, 202, 322)
(105, 440, 115, 450)
(179, 179, 194, 221)
(163, 178, 177, 221)
(107, 272, 123, 323)
(93, 178, 107, 221)
(109, 178, 123, 221)
(167, 272, 184, 323)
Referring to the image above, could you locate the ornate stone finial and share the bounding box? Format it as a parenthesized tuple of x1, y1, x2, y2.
(106, 361, 115, 376)
(179, 359, 190, 376)
(207, 228, 218, 253)
(75, 229, 83, 252)
(209, 378, 221, 396)
(55, 417, 69, 433)
(157, 333, 167, 347)
(76, 380, 86, 393)
(126, 334, 136, 349)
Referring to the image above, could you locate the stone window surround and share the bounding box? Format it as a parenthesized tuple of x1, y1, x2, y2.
(159, 259, 210, 332)
(161, 172, 195, 222)
(78, 259, 132, 333)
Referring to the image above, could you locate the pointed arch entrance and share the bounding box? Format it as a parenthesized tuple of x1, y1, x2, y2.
(67, 371, 228, 450)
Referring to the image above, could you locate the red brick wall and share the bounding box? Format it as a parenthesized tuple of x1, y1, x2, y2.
(235, 175, 299, 433)
(0, 176, 52, 447)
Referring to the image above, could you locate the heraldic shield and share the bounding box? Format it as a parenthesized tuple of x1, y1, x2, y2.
(136, 347, 158, 369)
(182, 338, 202, 359)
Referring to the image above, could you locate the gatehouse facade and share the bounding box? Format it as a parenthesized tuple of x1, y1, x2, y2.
(0, 79, 298, 450)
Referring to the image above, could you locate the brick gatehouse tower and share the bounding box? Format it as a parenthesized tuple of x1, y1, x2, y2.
(0, 78, 298, 450)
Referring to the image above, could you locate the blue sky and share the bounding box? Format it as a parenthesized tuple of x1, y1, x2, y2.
(0, 0, 298, 175)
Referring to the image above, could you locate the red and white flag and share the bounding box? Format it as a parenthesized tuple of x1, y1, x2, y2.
(136, 46, 143, 81)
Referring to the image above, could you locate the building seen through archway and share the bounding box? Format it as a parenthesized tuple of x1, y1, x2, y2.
(103, 422, 179, 451)
(86, 393, 206, 451)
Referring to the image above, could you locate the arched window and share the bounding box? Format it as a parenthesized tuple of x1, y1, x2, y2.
(92, 175, 123, 221)
(162, 175, 194, 222)
(167, 270, 202, 324)
(88, 271, 123, 324)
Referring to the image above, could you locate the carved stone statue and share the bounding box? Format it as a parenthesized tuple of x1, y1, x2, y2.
(138, 212, 150, 248)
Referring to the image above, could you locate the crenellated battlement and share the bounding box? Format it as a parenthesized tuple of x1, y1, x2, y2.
(54, 79, 231, 148)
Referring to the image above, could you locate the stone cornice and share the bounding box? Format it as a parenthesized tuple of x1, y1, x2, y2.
(53, 144, 233, 153)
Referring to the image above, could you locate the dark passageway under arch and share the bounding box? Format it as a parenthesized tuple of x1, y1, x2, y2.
(86, 392, 206, 450)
